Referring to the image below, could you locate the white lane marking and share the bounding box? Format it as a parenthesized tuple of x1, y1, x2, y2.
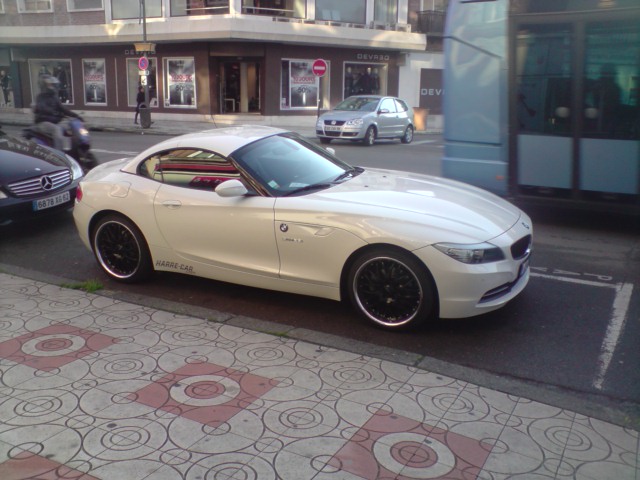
(593, 282, 634, 391)
(531, 270, 634, 391)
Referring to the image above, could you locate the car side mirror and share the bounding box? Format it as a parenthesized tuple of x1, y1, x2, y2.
(378, 108, 390, 114)
(215, 179, 248, 197)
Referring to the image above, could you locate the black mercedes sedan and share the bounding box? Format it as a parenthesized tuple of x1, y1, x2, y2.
(0, 127, 84, 226)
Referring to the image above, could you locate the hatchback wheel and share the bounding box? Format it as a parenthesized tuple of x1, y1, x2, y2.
(92, 214, 152, 283)
(401, 125, 414, 144)
(347, 248, 436, 330)
(362, 126, 376, 146)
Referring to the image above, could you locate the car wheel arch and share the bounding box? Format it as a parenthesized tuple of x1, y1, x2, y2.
(89, 211, 154, 283)
(339, 243, 440, 316)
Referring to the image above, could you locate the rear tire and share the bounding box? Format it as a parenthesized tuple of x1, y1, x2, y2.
(362, 126, 376, 146)
(401, 125, 414, 144)
(92, 214, 153, 283)
(347, 248, 436, 330)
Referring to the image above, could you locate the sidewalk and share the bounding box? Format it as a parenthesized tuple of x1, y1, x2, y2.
(0, 108, 318, 138)
(0, 271, 638, 480)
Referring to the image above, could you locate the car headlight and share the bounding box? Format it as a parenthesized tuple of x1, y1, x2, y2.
(434, 242, 505, 264)
(0, 190, 7, 200)
(316, 118, 324, 128)
(346, 118, 364, 126)
(66, 154, 84, 180)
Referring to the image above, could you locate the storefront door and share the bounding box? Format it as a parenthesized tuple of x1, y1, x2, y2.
(220, 60, 261, 114)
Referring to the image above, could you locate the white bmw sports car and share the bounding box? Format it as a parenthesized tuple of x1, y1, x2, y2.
(73, 126, 532, 330)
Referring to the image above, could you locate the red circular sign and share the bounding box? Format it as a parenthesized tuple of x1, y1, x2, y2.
(138, 56, 149, 71)
(312, 59, 327, 77)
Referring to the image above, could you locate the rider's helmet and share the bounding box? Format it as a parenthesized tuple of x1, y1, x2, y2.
(39, 74, 60, 94)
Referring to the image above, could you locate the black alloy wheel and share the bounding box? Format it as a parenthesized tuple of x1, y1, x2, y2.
(92, 214, 152, 283)
(348, 249, 436, 330)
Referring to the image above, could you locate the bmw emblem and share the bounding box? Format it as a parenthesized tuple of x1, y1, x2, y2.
(280, 224, 289, 233)
(41, 176, 53, 190)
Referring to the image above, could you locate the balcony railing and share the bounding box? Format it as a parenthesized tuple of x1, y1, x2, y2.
(415, 10, 445, 35)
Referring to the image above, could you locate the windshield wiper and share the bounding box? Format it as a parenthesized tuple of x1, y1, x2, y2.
(334, 166, 364, 183)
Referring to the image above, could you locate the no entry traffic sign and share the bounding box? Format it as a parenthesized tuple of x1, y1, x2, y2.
(312, 58, 327, 77)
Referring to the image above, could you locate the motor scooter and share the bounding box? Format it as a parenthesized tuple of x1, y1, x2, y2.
(23, 117, 98, 172)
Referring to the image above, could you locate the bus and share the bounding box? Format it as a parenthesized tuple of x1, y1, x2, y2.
(442, 0, 640, 213)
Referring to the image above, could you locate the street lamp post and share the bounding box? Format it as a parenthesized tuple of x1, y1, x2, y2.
(134, 0, 155, 127)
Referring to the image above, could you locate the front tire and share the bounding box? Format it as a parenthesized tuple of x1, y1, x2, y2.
(92, 214, 153, 283)
(401, 125, 414, 144)
(347, 248, 436, 330)
(362, 126, 376, 146)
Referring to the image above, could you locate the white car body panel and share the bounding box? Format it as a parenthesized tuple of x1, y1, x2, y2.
(74, 127, 532, 320)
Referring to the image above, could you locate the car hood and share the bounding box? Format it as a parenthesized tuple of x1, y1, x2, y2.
(319, 110, 373, 121)
(283, 168, 523, 244)
(0, 134, 71, 183)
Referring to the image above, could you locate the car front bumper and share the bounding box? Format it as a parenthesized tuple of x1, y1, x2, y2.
(414, 216, 533, 319)
(0, 184, 78, 226)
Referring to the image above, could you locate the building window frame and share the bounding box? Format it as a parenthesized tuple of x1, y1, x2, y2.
(67, 0, 104, 11)
(111, 0, 162, 20)
(374, 0, 398, 25)
(343, 62, 387, 98)
(82, 59, 107, 106)
(280, 58, 330, 111)
(164, 57, 197, 108)
(29, 59, 75, 105)
(170, 0, 229, 17)
(0, 1, 5, 13)
(315, 0, 365, 24)
(17, 0, 53, 13)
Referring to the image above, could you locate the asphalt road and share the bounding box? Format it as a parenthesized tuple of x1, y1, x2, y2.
(2, 127, 639, 429)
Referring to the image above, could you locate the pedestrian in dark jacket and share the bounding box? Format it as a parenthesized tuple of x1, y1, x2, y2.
(135, 86, 145, 124)
(33, 75, 81, 150)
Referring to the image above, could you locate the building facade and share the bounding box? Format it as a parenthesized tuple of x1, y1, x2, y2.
(0, 0, 445, 130)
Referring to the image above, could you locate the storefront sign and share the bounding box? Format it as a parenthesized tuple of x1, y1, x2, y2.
(419, 68, 443, 114)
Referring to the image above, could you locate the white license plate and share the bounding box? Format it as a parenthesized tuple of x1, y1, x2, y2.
(324, 126, 341, 132)
(33, 191, 71, 211)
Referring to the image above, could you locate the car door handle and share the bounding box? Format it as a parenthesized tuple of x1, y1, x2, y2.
(162, 200, 182, 209)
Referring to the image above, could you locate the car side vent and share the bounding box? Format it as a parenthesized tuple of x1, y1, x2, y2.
(511, 235, 532, 260)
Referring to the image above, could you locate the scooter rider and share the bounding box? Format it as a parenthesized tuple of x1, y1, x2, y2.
(33, 75, 82, 151)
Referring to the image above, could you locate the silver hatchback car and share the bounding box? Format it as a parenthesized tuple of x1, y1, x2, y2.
(316, 95, 415, 146)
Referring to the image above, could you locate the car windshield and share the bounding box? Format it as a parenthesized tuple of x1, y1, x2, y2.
(232, 132, 356, 197)
(333, 97, 380, 112)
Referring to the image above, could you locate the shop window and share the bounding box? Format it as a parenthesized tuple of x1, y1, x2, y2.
(374, 0, 397, 25)
(280, 59, 329, 110)
(127, 57, 158, 107)
(316, 0, 365, 24)
(28, 59, 74, 105)
(171, 0, 229, 16)
(343, 63, 387, 98)
(111, 0, 162, 20)
(165, 58, 197, 108)
(68, 0, 103, 11)
(18, 0, 53, 12)
(82, 59, 107, 106)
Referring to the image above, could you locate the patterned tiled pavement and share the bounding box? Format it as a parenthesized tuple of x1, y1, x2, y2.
(0, 272, 638, 479)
